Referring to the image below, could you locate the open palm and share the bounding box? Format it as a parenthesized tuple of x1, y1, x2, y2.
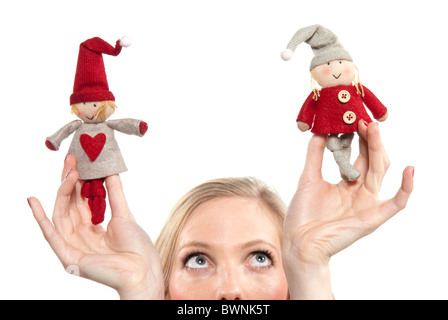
(28, 154, 164, 299)
(283, 121, 413, 298)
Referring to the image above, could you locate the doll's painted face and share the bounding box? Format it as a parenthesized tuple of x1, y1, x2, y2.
(312, 59, 355, 88)
(73, 101, 115, 123)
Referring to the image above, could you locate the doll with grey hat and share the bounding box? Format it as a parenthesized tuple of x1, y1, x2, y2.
(281, 24, 388, 181)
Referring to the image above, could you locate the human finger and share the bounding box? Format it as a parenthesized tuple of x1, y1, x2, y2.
(52, 168, 79, 236)
(365, 122, 390, 193)
(300, 134, 327, 183)
(61, 154, 77, 183)
(376, 166, 414, 226)
(105, 175, 134, 220)
(28, 197, 78, 266)
(354, 120, 369, 178)
(70, 180, 92, 226)
(58, 154, 84, 229)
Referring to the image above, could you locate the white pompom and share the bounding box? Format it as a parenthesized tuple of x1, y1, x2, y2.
(281, 48, 293, 61)
(120, 36, 132, 48)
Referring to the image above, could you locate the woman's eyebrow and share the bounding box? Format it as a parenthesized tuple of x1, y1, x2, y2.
(240, 239, 278, 252)
(178, 241, 210, 251)
(178, 239, 279, 253)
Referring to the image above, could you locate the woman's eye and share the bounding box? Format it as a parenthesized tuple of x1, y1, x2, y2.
(248, 252, 273, 269)
(185, 254, 210, 270)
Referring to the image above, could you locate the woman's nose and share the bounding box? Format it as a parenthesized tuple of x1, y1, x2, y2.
(220, 290, 241, 300)
(219, 287, 242, 300)
(216, 267, 243, 300)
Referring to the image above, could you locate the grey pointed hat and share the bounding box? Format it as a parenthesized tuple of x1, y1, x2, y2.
(281, 24, 352, 70)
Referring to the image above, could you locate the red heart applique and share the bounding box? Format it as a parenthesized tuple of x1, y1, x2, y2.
(80, 133, 106, 162)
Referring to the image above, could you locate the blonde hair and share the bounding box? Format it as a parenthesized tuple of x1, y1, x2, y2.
(71, 101, 117, 121)
(310, 69, 321, 101)
(310, 64, 364, 101)
(154, 177, 286, 298)
(353, 65, 365, 97)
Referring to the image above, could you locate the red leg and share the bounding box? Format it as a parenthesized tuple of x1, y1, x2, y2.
(81, 179, 106, 225)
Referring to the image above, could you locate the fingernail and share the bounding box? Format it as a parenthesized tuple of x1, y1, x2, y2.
(27, 197, 31, 207)
(412, 167, 415, 178)
(66, 265, 80, 277)
(64, 169, 72, 180)
(363, 120, 369, 127)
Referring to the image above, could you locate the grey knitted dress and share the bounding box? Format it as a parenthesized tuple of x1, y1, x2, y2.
(46, 118, 144, 180)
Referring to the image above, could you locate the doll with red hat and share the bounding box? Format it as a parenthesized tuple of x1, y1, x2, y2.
(281, 25, 388, 181)
(46, 36, 148, 225)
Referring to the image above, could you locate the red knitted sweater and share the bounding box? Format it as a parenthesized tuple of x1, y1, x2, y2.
(297, 85, 387, 134)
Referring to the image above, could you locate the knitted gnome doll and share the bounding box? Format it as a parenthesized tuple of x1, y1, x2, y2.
(281, 24, 388, 181)
(46, 36, 148, 224)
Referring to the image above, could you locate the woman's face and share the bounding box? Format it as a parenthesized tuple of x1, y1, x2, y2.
(168, 197, 288, 300)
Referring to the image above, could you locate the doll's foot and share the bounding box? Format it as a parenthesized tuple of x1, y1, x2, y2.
(89, 196, 106, 225)
(339, 163, 360, 181)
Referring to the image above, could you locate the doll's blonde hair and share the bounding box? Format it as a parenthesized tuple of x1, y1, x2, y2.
(154, 176, 286, 299)
(71, 101, 117, 121)
(353, 65, 365, 97)
(310, 64, 364, 101)
(310, 69, 321, 101)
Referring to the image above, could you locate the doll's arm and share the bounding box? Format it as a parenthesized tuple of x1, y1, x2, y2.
(361, 86, 388, 121)
(296, 92, 317, 131)
(45, 120, 82, 151)
(107, 119, 148, 137)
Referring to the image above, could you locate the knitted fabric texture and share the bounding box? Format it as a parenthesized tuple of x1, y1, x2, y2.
(81, 179, 106, 225)
(326, 133, 360, 181)
(296, 85, 387, 134)
(46, 119, 146, 180)
(283, 24, 352, 70)
(70, 37, 123, 105)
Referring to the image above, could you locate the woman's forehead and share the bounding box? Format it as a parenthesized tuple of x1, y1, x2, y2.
(177, 197, 282, 250)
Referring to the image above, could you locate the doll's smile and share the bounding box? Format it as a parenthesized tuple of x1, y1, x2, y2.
(333, 73, 342, 79)
(86, 115, 95, 120)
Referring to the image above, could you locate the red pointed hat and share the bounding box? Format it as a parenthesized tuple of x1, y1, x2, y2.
(70, 36, 131, 105)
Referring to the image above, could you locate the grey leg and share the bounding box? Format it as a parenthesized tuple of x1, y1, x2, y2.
(326, 134, 360, 181)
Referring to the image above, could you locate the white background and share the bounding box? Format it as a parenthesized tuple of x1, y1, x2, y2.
(1, 0, 446, 300)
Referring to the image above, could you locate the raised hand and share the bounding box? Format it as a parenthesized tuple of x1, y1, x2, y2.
(28, 154, 164, 299)
(283, 120, 414, 299)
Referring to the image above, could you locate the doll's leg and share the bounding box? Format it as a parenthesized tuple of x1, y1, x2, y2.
(340, 132, 354, 162)
(326, 134, 341, 150)
(326, 134, 360, 181)
(81, 178, 106, 225)
(339, 133, 359, 180)
(88, 196, 107, 225)
(340, 132, 354, 149)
